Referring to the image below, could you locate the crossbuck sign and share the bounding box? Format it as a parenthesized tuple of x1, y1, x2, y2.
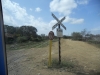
(51, 13, 66, 64)
(52, 13, 66, 30)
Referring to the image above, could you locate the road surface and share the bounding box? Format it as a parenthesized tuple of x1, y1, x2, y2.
(7, 39, 100, 75)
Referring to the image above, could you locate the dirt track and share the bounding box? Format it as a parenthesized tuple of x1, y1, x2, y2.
(7, 39, 100, 75)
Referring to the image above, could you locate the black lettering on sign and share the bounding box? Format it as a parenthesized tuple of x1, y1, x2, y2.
(57, 29, 62, 32)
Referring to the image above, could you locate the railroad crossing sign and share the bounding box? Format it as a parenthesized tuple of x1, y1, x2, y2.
(51, 13, 66, 64)
(48, 31, 54, 40)
(52, 13, 66, 30)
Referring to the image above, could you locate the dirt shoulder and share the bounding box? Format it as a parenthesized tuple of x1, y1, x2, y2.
(7, 39, 100, 75)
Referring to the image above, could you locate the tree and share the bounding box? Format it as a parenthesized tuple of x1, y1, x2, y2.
(4, 25, 38, 43)
(17, 26, 37, 38)
(71, 32, 82, 41)
(4, 25, 16, 44)
(81, 29, 87, 37)
(63, 35, 72, 39)
(81, 29, 91, 41)
(4, 25, 16, 34)
(41, 34, 45, 39)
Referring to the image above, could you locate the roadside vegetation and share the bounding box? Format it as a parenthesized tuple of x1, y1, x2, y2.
(5, 25, 100, 51)
(63, 29, 100, 48)
(42, 58, 91, 75)
(5, 25, 100, 75)
(6, 40, 48, 50)
(87, 40, 100, 48)
(6, 38, 58, 50)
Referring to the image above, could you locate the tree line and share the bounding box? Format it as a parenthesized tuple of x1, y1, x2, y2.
(4, 25, 100, 44)
(63, 29, 100, 44)
(4, 25, 47, 44)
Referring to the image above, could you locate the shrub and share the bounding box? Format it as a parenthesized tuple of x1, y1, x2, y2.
(71, 32, 82, 41)
(5, 37, 15, 44)
(63, 35, 72, 39)
(16, 36, 28, 43)
(33, 38, 42, 42)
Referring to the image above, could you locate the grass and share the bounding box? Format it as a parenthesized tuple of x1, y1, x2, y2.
(51, 59, 74, 69)
(6, 40, 49, 50)
(6, 39, 58, 50)
(42, 58, 98, 75)
(52, 39, 58, 42)
(87, 40, 100, 48)
(42, 58, 75, 69)
(92, 43, 100, 48)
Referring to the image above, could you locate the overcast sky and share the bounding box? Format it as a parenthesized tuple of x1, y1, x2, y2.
(2, 0, 100, 35)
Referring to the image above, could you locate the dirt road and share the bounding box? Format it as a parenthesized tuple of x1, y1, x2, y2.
(7, 39, 100, 75)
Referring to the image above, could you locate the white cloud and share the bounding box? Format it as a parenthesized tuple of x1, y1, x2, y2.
(69, 18, 84, 24)
(35, 7, 42, 12)
(50, 0, 84, 24)
(2, 0, 28, 23)
(91, 27, 100, 31)
(30, 8, 32, 11)
(76, 0, 88, 5)
(91, 27, 100, 34)
(50, 0, 77, 16)
(51, 16, 84, 24)
(2, 0, 49, 35)
(3, 9, 18, 26)
(2, 0, 84, 35)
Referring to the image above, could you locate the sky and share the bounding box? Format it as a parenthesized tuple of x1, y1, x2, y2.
(2, 0, 100, 36)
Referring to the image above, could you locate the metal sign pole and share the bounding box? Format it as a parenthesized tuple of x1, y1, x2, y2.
(48, 31, 54, 67)
(48, 40, 52, 67)
(58, 24, 61, 64)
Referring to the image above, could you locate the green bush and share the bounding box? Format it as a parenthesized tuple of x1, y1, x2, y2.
(63, 35, 72, 39)
(16, 36, 28, 43)
(71, 32, 82, 41)
(87, 40, 100, 44)
(33, 38, 42, 42)
(5, 37, 15, 44)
